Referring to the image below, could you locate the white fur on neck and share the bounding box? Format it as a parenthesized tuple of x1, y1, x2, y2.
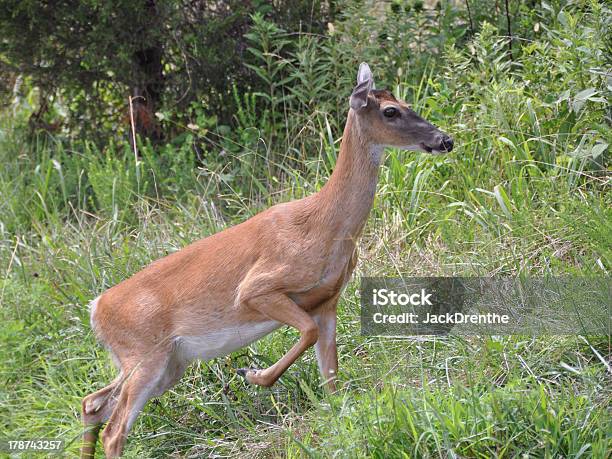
(370, 145, 384, 164)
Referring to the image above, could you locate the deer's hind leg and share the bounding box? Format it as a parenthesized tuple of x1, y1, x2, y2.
(100, 351, 187, 458)
(81, 375, 124, 459)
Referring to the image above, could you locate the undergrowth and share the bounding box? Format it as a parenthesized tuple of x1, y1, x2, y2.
(0, 1, 610, 457)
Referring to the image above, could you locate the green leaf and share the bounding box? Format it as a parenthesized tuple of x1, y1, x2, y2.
(498, 136, 516, 149)
(574, 88, 598, 100)
(591, 143, 608, 158)
(555, 90, 570, 104)
(493, 185, 513, 219)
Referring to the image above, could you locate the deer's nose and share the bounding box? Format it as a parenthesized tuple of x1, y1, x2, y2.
(438, 135, 454, 152)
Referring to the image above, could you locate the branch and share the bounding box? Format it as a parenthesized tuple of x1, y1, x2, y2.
(504, 0, 513, 61)
(465, 0, 474, 36)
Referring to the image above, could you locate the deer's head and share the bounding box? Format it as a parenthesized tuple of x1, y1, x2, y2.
(349, 62, 453, 154)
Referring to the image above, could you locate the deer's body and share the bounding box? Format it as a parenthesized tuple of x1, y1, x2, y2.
(92, 114, 374, 364)
(81, 63, 453, 458)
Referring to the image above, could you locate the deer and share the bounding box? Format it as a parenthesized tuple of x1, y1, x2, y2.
(80, 62, 454, 458)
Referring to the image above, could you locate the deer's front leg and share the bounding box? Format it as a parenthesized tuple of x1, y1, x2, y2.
(312, 295, 340, 393)
(240, 292, 318, 387)
(312, 247, 357, 392)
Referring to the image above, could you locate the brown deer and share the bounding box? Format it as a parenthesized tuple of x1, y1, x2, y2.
(80, 62, 453, 458)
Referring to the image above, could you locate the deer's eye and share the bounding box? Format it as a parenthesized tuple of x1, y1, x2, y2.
(383, 107, 398, 118)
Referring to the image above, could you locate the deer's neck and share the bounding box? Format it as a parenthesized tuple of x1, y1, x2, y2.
(313, 111, 383, 240)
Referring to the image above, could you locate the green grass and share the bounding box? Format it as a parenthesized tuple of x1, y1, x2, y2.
(0, 130, 609, 457)
(1, 1, 611, 457)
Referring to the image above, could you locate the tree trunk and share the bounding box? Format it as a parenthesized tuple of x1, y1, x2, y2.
(130, 0, 164, 144)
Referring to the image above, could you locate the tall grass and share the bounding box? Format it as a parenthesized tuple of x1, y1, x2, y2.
(0, 1, 610, 457)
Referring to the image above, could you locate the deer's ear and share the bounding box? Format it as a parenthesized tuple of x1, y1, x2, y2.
(350, 63, 374, 111)
(357, 62, 373, 85)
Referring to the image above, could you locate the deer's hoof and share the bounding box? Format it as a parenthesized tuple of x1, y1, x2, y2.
(237, 367, 274, 386)
(236, 367, 259, 378)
